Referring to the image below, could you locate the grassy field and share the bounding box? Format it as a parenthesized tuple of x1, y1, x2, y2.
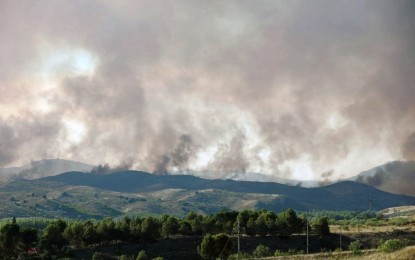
(266, 246, 415, 259)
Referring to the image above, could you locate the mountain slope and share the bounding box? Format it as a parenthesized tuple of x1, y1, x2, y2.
(43, 170, 415, 210)
(2, 170, 414, 219)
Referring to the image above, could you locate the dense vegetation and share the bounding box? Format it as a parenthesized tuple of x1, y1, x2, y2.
(0, 208, 329, 259)
(1, 208, 414, 259)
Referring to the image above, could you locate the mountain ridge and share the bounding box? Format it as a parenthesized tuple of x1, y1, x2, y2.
(1, 169, 414, 219)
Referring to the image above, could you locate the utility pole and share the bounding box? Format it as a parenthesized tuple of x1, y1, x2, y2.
(339, 225, 342, 251)
(306, 219, 309, 254)
(237, 220, 240, 260)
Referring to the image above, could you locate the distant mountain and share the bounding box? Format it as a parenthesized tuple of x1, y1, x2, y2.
(1, 170, 412, 219)
(350, 161, 415, 196)
(178, 171, 318, 187)
(42, 171, 415, 211)
(0, 159, 94, 179)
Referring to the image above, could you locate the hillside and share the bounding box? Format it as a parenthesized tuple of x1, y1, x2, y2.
(0, 170, 414, 219)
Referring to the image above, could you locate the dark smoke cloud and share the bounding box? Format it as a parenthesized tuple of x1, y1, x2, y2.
(90, 160, 133, 175)
(153, 134, 198, 175)
(318, 170, 334, 187)
(1, 0, 415, 187)
(356, 161, 415, 196)
(205, 130, 250, 175)
(402, 132, 415, 160)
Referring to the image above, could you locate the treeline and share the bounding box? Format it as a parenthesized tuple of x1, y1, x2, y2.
(0, 209, 330, 259)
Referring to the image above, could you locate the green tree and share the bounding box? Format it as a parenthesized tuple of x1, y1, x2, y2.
(187, 212, 203, 235)
(245, 217, 257, 237)
(161, 216, 179, 238)
(279, 208, 303, 234)
(39, 221, 68, 255)
(19, 227, 38, 256)
(96, 217, 116, 245)
(197, 233, 232, 260)
(197, 233, 216, 260)
(312, 217, 330, 237)
(0, 218, 20, 257)
(130, 217, 142, 241)
(141, 216, 160, 241)
(237, 209, 251, 229)
(82, 221, 98, 246)
(255, 214, 268, 236)
(116, 216, 132, 242)
(63, 222, 84, 248)
(178, 220, 192, 235)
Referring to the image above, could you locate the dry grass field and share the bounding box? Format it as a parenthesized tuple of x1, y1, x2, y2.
(261, 246, 415, 259)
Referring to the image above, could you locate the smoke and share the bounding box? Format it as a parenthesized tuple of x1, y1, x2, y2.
(152, 134, 198, 175)
(356, 161, 415, 196)
(205, 130, 250, 176)
(318, 170, 334, 187)
(402, 132, 415, 160)
(90, 160, 133, 175)
(1, 0, 415, 183)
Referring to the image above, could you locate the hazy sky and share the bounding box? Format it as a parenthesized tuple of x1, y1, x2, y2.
(1, 0, 414, 181)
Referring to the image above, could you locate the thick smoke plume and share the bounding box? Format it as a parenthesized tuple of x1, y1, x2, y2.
(356, 161, 415, 196)
(0, 1, 415, 190)
(402, 132, 415, 161)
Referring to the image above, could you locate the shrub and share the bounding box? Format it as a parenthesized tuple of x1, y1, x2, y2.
(349, 240, 362, 255)
(92, 252, 105, 260)
(253, 244, 272, 257)
(378, 239, 407, 253)
(274, 250, 289, 256)
(288, 249, 304, 255)
(228, 252, 252, 259)
(119, 255, 128, 260)
(136, 250, 148, 260)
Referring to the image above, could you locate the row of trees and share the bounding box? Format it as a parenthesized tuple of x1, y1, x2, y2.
(0, 209, 330, 258)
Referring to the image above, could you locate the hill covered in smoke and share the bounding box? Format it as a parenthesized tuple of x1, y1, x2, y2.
(0, 1, 415, 182)
(352, 161, 415, 196)
(0, 159, 94, 179)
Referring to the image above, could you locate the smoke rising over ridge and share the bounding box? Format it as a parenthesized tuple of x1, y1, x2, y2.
(1, 1, 415, 184)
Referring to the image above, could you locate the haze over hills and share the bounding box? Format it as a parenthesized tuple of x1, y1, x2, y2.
(0, 159, 94, 179)
(351, 161, 415, 196)
(1, 169, 414, 219)
(1, 159, 414, 195)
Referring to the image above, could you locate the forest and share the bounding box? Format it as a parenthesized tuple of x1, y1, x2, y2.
(0, 208, 413, 259)
(0, 208, 329, 259)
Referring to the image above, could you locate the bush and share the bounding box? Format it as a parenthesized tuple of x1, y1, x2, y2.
(228, 252, 252, 259)
(349, 240, 362, 255)
(92, 252, 105, 260)
(378, 239, 407, 253)
(136, 250, 148, 260)
(274, 249, 304, 256)
(274, 250, 289, 256)
(119, 255, 128, 260)
(288, 249, 304, 255)
(253, 244, 272, 258)
(152, 257, 164, 260)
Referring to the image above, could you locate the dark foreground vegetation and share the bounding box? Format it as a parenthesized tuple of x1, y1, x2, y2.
(0, 209, 414, 259)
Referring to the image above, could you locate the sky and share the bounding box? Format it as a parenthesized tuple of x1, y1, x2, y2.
(0, 0, 414, 182)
